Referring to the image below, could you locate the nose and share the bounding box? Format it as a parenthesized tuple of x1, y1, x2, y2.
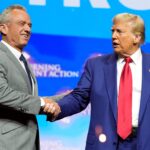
(24, 24, 31, 33)
(112, 31, 117, 39)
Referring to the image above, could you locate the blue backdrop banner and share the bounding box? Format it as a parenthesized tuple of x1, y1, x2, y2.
(0, 1, 150, 150)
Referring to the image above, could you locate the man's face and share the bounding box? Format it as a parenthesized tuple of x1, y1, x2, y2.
(4, 9, 32, 51)
(111, 20, 138, 57)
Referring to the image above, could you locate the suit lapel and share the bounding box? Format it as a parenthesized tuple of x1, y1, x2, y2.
(27, 61, 36, 84)
(27, 62, 38, 96)
(0, 42, 32, 94)
(139, 52, 150, 124)
(104, 53, 118, 121)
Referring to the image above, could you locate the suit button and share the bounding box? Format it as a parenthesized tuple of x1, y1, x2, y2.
(18, 107, 26, 112)
(22, 108, 26, 112)
(18, 107, 22, 111)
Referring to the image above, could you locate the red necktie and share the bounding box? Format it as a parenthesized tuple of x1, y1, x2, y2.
(117, 57, 132, 139)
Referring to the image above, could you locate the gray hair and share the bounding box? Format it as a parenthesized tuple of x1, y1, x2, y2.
(0, 5, 26, 24)
(113, 13, 145, 44)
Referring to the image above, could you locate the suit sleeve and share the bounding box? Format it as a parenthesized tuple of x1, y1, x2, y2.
(48, 59, 93, 121)
(0, 64, 41, 115)
(45, 93, 68, 102)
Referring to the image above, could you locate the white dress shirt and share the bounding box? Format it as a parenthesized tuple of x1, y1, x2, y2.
(117, 48, 142, 127)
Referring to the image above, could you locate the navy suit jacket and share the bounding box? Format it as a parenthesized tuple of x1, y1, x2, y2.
(56, 52, 150, 150)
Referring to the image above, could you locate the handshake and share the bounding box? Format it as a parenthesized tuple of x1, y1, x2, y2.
(42, 98, 61, 120)
(41, 90, 71, 119)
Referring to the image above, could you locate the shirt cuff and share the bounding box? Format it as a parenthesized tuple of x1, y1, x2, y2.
(40, 98, 45, 106)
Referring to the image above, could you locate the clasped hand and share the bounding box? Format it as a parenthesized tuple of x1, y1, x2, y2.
(42, 98, 61, 119)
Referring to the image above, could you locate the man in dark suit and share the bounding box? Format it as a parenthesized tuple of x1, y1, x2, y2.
(0, 5, 61, 150)
(48, 13, 150, 150)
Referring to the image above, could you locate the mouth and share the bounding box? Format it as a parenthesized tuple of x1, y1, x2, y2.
(21, 34, 30, 40)
(112, 41, 119, 48)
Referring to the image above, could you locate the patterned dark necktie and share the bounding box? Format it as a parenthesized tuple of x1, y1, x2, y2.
(19, 54, 32, 89)
(117, 57, 132, 139)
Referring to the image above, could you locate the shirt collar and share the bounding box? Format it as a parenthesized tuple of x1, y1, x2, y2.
(117, 48, 142, 65)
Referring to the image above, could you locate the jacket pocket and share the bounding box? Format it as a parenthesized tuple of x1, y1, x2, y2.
(1, 121, 23, 134)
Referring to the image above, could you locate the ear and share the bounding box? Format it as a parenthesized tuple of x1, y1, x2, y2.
(0, 24, 9, 35)
(133, 34, 141, 44)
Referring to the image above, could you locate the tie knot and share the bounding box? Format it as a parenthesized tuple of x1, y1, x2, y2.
(19, 54, 26, 62)
(125, 57, 132, 63)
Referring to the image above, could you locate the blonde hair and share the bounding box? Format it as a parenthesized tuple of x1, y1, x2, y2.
(113, 13, 145, 44)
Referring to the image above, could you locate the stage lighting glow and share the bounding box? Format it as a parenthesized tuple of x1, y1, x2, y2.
(99, 134, 107, 143)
